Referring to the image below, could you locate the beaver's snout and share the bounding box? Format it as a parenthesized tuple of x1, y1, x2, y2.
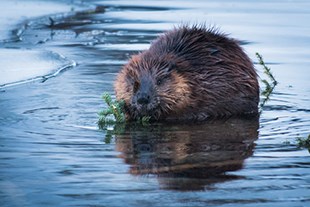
(137, 92, 151, 105)
(131, 77, 159, 118)
(134, 76, 154, 106)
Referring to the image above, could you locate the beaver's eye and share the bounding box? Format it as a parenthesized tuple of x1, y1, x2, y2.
(157, 74, 170, 86)
(157, 79, 162, 85)
(133, 81, 140, 93)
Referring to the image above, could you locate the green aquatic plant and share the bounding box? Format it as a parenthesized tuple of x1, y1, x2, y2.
(281, 134, 310, 153)
(296, 134, 310, 151)
(256, 52, 278, 109)
(98, 93, 151, 128)
(98, 93, 152, 143)
(98, 93, 126, 126)
(136, 116, 152, 125)
(256, 52, 277, 86)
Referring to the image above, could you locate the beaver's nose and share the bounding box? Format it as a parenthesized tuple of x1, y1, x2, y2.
(137, 93, 150, 105)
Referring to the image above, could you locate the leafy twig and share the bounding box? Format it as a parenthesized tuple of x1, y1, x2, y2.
(296, 134, 310, 149)
(256, 52, 278, 109)
(256, 52, 277, 85)
(98, 93, 151, 128)
(98, 93, 125, 126)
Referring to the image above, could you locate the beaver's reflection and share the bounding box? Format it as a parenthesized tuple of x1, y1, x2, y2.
(115, 117, 259, 190)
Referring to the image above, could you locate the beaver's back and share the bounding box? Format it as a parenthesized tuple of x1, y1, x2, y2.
(149, 26, 259, 118)
(149, 26, 255, 76)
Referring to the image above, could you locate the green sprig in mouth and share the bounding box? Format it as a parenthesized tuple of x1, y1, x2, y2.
(98, 93, 151, 127)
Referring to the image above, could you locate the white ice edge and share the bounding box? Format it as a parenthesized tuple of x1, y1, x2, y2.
(0, 57, 77, 89)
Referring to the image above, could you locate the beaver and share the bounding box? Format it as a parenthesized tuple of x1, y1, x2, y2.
(114, 25, 259, 121)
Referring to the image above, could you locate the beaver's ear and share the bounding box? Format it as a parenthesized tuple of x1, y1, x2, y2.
(130, 54, 142, 67)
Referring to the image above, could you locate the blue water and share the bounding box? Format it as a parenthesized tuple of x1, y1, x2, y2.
(0, 0, 309, 206)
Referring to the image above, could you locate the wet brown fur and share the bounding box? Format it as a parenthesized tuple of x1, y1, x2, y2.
(114, 25, 259, 121)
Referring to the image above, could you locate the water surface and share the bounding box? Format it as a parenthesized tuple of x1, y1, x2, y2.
(0, 0, 309, 206)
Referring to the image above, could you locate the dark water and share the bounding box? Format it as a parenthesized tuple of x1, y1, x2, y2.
(1, 0, 310, 206)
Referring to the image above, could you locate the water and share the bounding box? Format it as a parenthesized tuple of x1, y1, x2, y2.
(1, 0, 310, 206)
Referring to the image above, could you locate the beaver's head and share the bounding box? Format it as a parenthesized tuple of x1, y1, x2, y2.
(114, 53, 191, 121)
